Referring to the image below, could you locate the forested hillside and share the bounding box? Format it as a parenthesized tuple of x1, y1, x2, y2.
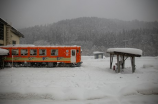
(19, 17, 158, 56)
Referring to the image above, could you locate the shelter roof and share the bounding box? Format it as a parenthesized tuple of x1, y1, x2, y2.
(107, 48, 142, 57)
(93, 51, 104, 54)
(0, 48, 9, 55)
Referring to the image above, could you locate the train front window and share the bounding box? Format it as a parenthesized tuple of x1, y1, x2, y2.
(12, 49, 19, 55)
(39, 49, 46, 56)
(77, 49, 79, 53)
(51, 49, 58, 56)
(30, 49, 37, 55)
(21, 49, 28, 55)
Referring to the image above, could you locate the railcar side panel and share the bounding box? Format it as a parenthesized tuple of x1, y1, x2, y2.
(0, 46, 82, 67)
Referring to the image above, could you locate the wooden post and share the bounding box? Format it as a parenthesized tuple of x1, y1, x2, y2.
(131, 56, 136, 73)
(110, 53, 113, 69)
(131, 56, 133, 72)
(122, 55, 125, 69)
(133, 57, 135, 73)
(110, 53, 112, 69)
(117, 54, 120, 73)
(120, 55, 123, 69)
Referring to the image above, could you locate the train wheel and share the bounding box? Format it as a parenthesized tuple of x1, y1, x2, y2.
(69, 63, 75, 67)
(76, 62, 82, 67)
(48, 62, 54, 67)
(76, 63, 81, 67)
(53, 62, 57, 67)
(58, 63, 65, 67)
(13, 63, 19, 67)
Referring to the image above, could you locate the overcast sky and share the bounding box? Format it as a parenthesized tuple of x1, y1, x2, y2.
(0, 0, 158, 29)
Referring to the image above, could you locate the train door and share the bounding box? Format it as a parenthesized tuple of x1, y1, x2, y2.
(71, 49, 76, 63)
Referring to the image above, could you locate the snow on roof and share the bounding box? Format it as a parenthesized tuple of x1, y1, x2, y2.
(93, 51, 104, 54)
(6, 44, 35, 47)
(107, 48, 142, 56)
(0, 44, 81, 48)
(0, 48, 9, 55)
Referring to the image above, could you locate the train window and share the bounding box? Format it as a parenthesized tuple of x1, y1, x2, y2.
(51, 49, 58, 56)
(72, 50, 75, 56)
(77, 49, 79, 53)
(12, 49, 19, 55)
(21, 49, 28, 55)
(30, 49, 37, 55)
(39, 49, 46, 56)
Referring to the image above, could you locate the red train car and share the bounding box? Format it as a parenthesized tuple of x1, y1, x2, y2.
(0, 45, 82, 67)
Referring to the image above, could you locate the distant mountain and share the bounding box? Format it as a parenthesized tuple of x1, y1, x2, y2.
(19, 17, 158, 56)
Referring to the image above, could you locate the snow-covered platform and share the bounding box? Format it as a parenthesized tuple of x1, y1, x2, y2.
(107, 48, 143, 73)
(0, 56, 158, 104)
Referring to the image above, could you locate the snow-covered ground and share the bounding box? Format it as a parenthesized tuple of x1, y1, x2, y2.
(0, 56, 158, 104)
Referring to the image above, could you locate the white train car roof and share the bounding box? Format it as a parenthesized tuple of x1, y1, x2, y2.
(0, 44, 81, 48)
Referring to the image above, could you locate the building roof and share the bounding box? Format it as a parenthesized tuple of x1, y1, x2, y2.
(0, 18, 24, 38)
(93, 51, 104, 54)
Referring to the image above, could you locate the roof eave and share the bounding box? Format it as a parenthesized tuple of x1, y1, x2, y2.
(11, 27, 24, 38)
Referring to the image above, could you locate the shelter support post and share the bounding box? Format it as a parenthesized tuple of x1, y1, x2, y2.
(117, 54, 120, 73)
(110, 53, 113, 69)
(131, 56, 135, 73)
(122, 55, 125, 69)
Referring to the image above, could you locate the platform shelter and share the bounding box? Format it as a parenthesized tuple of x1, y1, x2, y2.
(0, 48, 9, 69)
(107, 48, 142, 73)
(93, 51, 104, 59)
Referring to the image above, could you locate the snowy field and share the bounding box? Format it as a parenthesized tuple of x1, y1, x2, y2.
(0, 56, 158, 104)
